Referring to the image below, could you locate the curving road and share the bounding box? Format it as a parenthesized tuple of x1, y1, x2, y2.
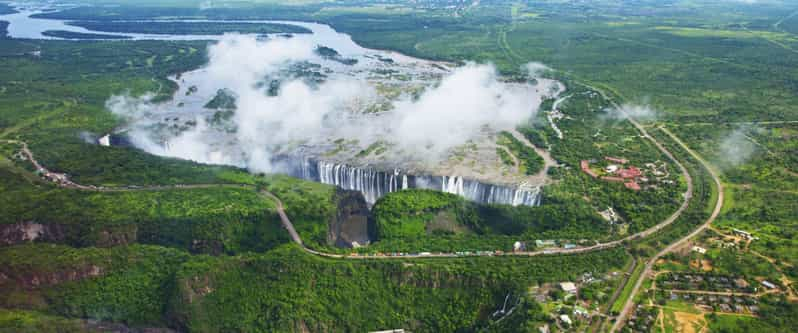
(2, 107, 698, 262)
(610, 126, 724, 332)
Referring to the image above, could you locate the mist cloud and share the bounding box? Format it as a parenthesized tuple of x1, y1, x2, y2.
(605, 103, 657, 121)
(717, 127, 758, 168)
(108, 34, 559, 173)
(524, 62, 551, 76)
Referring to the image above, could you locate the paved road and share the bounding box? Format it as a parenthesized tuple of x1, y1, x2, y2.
(260, 191, 303, 246)
(610, 126, 724, 332)
(3, 119, 697, 261)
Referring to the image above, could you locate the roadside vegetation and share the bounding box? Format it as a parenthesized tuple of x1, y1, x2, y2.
(1, 0, 797, 331)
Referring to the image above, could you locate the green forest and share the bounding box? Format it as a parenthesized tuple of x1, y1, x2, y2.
(1, 0, 797, 332)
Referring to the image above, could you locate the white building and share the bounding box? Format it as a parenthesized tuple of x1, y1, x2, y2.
(692, 246, 707, 254)
(560, 314, 572, 326)
(98, 134, 111, 147)
(560, 282, 577, 294)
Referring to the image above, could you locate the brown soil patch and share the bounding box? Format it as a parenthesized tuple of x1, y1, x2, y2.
(426, 210, 470, 235)
(674, 311, 705, 333)
(701, 260, 713, 271)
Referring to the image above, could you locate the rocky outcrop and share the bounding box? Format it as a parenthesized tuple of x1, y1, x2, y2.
(327, 189, 373, 248)
(95, 224, 138, 247)
(1, 265, 103, 290)
(0, 222, 65, 246)
(1, 222, 138, 248)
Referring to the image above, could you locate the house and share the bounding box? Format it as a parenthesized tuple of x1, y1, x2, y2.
(513, 241, 525, 252)
(560, 314, 572, 326)
(599, 207, 619, 223)
(761, 280, 777, 289)
(536, 240, 556, 248)
(618, 166, 642, 179)
(624, 181, 641, 191)
(601, 176, 625, 182)
(564, 243, 577, 249)
(581, 160, 598, 178)
(733, 228, 759, 241)
(560, 282, 578, 294)
(734, 278, 749, 288)
(691, 246, 707, 254)
(574, 306, 589, 317)
(605, 156, 629, 164)
(606, 164, 620, 173)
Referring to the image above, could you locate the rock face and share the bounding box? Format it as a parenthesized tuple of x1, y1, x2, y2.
(1, 264, 103, 290)
(0, 222, 64, 245)
(0, 222, 138, 248)
(327, 189, 373, 248)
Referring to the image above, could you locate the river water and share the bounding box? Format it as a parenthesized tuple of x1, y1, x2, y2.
(1, 5, 550, 207)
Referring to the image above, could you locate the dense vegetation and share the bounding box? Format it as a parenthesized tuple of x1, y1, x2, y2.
(630, 127, 716, 257)
(1, 0, 796, 331)
(370, 189, 608, 252)
(0, 21, 8, 38)
(0, 243, 628, 332)
(36, 0, 798, 123)
(41, 30, 131, 40)
(667, 122, 798, 279)
(0, 3, 16, 15)
(496, 131, 543, 175)
(707, 296, 798, 332)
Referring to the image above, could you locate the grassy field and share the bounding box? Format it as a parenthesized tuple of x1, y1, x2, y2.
(611, 262, 644, 314)
(666, 123, 798, 279)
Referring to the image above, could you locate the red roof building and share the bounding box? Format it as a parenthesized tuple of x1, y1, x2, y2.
(601, 176, 625, 183)
(618, 166, 642, 179)
(625, 182, 642, 191)
(581, 160, 598, 178)
(605, 156, 629, 164)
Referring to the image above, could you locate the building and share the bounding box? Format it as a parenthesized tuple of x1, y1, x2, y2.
(536, 240, 556, 248)
(605, 156, 629, 164)
(624, 181, 641, 191)
(605, 164, 620, 173)
(618, 166, 642, 179)
(733, 228, 758, 241)
(513, 241, 525, 252)
(581, 160, 598, 178)
(599, 207, 620, 224)
(735, 278, 749, 288)
(560, 282, 578, 294)
(761, 280, 777, 289)
(691, 246, 707, 254)
(601, 176, 625, 183)
(560, 314, 572, 326)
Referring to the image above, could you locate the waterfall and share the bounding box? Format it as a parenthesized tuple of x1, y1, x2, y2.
(279, 156, 542, 206)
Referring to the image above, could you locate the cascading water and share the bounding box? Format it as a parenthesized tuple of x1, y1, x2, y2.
(279, 157, 542, 206)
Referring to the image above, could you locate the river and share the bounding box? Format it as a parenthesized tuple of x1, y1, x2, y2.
(1, 4, 552, 207)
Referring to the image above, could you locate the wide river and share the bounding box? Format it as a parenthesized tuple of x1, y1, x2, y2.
(0, 5, 548, 207)
(0, 5, 402, 58)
